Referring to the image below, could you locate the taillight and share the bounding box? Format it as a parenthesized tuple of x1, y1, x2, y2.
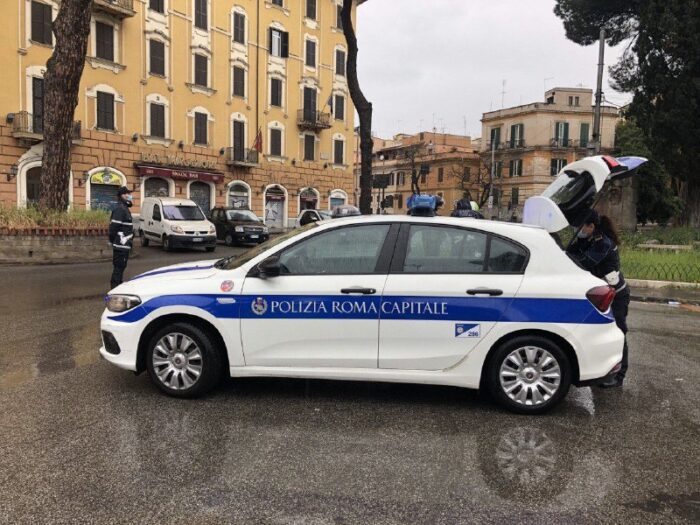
(602, 155, 620, 170)
(586, 285, 616, 312)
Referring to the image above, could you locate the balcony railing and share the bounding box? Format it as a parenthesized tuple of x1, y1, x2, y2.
(8, 111, 81, 143)
(297, 109, 331, 131)
(225, 147, 259, 167)
(93, 0, 136, 18)
(550, 138, 589, 149)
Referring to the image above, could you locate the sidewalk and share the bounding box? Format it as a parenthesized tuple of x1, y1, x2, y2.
(629, 285, 700, 306)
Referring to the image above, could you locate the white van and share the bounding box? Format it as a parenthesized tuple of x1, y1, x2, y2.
(138, 197, 217, 252)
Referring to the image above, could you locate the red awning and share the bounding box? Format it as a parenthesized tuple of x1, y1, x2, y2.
(136, 165, 224, 184)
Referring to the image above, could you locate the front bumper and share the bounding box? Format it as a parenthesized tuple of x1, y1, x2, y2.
(167, 234, 217, 248)
(99, 309, 143, 371)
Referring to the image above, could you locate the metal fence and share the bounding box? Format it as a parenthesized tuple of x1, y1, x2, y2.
(623, 262, 700, 283)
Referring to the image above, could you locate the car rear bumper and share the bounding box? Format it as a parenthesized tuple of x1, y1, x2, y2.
(168, 234, 217, 248)
(573, 321, 625, 382)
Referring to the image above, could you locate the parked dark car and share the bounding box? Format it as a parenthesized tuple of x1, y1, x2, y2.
(209, 207, 270, 246)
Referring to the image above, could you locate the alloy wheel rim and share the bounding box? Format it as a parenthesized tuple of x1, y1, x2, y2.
(499, 346, 561, 406)
(152, 332, 203, 390)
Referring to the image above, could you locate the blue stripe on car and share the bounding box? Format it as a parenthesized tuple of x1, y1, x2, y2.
(130, 265, 215, 281)
(108, 294, 614, 325)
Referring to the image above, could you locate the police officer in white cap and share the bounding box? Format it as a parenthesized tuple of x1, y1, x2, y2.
(109, 186, 134, 289)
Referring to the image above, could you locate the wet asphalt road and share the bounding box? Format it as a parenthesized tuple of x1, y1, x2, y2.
(0, 247, 699, 524)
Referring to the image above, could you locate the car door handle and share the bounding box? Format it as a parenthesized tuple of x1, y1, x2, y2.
(466, 288, 503, 296)
(341, 287, 376, 295)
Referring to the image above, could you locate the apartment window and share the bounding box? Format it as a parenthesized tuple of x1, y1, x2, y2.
(438, 167, 444, 183)
(511, 187, 520, 206)
(335, 49, 346, 76)
(303, 134, 315, 161)
(580, 122, 590, 148)
(270, 78, 283, 107)
(490, 126, 501, 147)
(233, 12, 246, 44)
(509, 123, 524, 147)
(194, 54, 208, 87)
(397, 194, 403, 209)
(305, 39, 316, 68)
(32, 77, 44, 134)
(463, 166, 471, 182)
(303, 87, 317, 121)
(96, 91, 115, 131)
(232, 120, 245, 161)
(420, 172, 427, 184)
(149, 40, 165, 76)
(336, 4, 343, 29)
(194, 112, 207, 145)
(271, 0, 283, 6)
(389, 173, 395, 186)
(149, 0, 164, 13)
(269, 28, 289, 58)
(95, 22, 114, 62)
(194, 0, 207, 30)
(333, 139, 344, 165)
(568, 95, 580, 107)
(550, 158, 566, 176)
(233, 66, 245, 97)
(494, 160, 503, 178)
(306, 0, 316, 20)
(150, 103, 166, 138)
(509, 159, 522, 177)
(334, 94, 345, 120)
(554, 121, 569, 145)
(31, 1, 53, 45)
(270, 128, 282, 156)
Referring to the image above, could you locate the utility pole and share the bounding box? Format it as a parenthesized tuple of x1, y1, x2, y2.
(501, 79, 507, 108)
(488, 137, 495, 211)
(591, 28, 606, 154)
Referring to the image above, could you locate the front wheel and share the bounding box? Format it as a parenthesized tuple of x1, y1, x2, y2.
(487, 336, 571, 414)
(145, 322, 223, 398)
(140, 231, 150, 247)
(224, 233, 234, 247)
(162, 235, 172, 252)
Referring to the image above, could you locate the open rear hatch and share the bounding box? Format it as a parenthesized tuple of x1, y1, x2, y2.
(522, 155, 648, 232)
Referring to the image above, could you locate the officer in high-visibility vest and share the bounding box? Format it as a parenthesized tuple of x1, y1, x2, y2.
(109, 186, 134, 290)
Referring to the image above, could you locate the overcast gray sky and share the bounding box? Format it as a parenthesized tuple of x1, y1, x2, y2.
(356, 0, 630, 139)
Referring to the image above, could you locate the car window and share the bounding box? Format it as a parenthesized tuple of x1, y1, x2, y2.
(227, 210, 259, 222)
(163, 205, 205, 221)
(279, 224, 390, 275)
(404, 225, 487, 273)
(488, 237, 528, 273)
(152, 204, 161, 221)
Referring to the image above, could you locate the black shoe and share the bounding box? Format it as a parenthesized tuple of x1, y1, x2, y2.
(598, 375, 624, 388)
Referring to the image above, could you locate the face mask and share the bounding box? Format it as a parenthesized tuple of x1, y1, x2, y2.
(577, 230, 590, 239)
(124, 195, 133, 207)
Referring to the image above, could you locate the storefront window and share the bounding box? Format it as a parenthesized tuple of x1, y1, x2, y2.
(300, 188, 318, 210)
(265, 185, 287, 230)
(329, 190, 347, 210)
(144, 177, 170, 197)
(228, 183, 250, 209)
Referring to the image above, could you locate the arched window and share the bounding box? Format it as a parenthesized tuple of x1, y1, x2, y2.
(26, 167, 42, 207)
(87, 167, 126, 211)
(329, 189, 347, 209)
(299, 187, 319, 210)
(264, 185, 287, 230)
(228, 181, 250, 209)
(189, 180, 213, 213)
(144, 177, 170, 197)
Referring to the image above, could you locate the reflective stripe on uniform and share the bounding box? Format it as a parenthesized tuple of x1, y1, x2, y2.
(111, 219, 133, 225)
(112, 244, 131, 250)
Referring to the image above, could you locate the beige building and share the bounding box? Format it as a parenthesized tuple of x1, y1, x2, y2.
(0, 0, 359, 229)
(480, 87, 619, 219)
(359, 132, 482, 215)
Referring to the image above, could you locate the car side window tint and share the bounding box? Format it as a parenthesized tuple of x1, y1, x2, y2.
(404, 225, 487, 273)
(279, 224, 390, 275)
(152, 204, 161, 221)
(488, 236, 528, 273)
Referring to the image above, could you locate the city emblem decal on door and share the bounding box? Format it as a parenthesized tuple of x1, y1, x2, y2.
(455, 323, 481, 338)
(252, 297, 268, 316)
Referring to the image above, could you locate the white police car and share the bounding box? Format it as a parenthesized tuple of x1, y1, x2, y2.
(101, 156, 643, 414)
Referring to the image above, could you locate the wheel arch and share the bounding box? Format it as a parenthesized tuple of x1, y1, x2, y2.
(136, 313, 230, 374)
(479, 329, 580, 389)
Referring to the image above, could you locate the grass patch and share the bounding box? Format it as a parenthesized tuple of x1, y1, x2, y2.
(0, 205, 110, 229)
(619, 227, 700, 247)
(620, 249, 700, 283)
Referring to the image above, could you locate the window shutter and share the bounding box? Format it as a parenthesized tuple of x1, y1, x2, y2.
(268, 28, 273, 53)
(194, 112, 207, 144)
(580, 122, 590, 147)
(550, 158, 558, 176)
(32, 77, 44, 133)
(234, 13, 245, 44)
(97, 92, 115, 130)
(304, 134, 315, 161)
(96, 22, 114, 62)
(150, 40, 165, 75)
(510, 125, 516, 148)
(270, 128, 282, 156)
(563, 122, 569, 145)
(281, 31, 289, 58)
(334, 95, 344, 120)
(233, 66, 245, 97)
(151, 104, 165, 138)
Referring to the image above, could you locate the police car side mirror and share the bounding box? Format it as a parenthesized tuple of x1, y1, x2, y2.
(257, 255, 281, 279)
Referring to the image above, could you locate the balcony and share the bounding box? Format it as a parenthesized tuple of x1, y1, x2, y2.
(297, 109, 331, 132)
(550, 138, 588, 149)
(225, 147, 259, 168)
(7, 111, 81, 144)
(93, 0, 136, 18)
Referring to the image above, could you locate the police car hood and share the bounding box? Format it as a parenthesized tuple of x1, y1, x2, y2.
(129, 259, 220, 283)
(523, 155, 647, 232)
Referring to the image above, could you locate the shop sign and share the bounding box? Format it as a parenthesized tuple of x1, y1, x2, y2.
(90, 169, 121, 185)
(139, 152, 218, 171)
(137, 165, 223, 183)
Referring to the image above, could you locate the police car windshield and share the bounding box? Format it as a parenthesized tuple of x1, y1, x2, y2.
(163, 205, 205, 221)
(226, 210, 260, 222)
(215, 222, 318, 270)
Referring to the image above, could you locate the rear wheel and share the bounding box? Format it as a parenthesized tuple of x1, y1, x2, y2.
(487, 336, 571, 414)
(145, 322, 223, 398)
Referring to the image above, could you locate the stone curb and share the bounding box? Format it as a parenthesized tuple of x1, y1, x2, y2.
(627, 278, 700, 290)
(630, 294, 700, 307)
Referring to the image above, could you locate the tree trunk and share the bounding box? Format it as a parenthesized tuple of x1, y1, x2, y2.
(341, 0, 373, 215)
(681, 178, 700, 227)
(39, 0, 93, 211)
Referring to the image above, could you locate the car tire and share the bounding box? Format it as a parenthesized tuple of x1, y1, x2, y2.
(162, 235, 172, 252)
(145, 322, 223, 398)
(487, 335, 571, 415)
(224, 234, 235, 247)
(140, 231, 150, 247)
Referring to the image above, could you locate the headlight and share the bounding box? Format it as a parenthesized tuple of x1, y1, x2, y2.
(234, 226, 244, 232)
(209, 224, 216, 234)
(170, 224, 184, 234)
(106, 295, 142, 313)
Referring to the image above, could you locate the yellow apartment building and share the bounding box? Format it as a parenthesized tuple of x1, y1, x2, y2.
(0, 0, 358, 229)
(480, 87, 620, 220)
